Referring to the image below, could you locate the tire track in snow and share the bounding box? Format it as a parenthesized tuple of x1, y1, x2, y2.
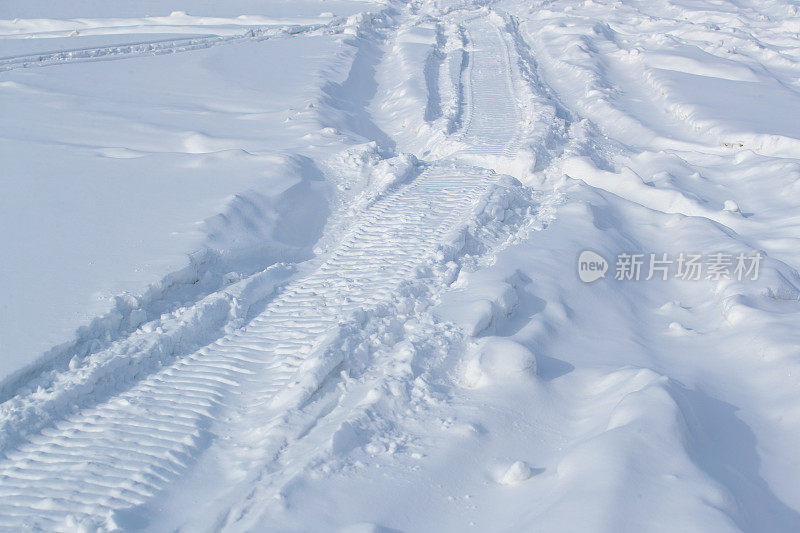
(0, 20, 343, 73)
(457, 15, 523, 157)
(0, 10, 531, 531)
(197, 11, 543, 528)
(0, 167, 504, 531)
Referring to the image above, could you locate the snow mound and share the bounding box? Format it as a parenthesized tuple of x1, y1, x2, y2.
(463, 337, 537, 388)
(499, 460, 534, 485)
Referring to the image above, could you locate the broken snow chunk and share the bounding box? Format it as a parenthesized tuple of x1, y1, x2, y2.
(463, 337, 537, 388)
(433, 281, 518, 336)
(499, 460, 533, 485)
(723, 200, 740, 213)
(331, 421, 366, 455)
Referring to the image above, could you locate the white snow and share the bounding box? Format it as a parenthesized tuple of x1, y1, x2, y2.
(498, 460, 534, 486)
(462, 337, 536, 388)
(2, 0, 800, 531)
(0, 9, 374, 384)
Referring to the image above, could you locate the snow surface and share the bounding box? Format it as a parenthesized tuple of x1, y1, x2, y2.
(0, 8, 376, 383)
(2, 0, 800, 531)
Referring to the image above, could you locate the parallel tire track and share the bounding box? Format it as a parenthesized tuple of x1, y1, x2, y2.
(0, 22, 338, 73)
(0, 11, 527, 531)
(0, 167, 502, 530)
(457, 15, 522, 157)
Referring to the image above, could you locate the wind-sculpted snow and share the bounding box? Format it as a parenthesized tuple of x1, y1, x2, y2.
(2, 0, 800, 530)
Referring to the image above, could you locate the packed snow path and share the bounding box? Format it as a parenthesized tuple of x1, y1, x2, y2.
(458, 15, 521, 156)
(0, 12, 526, 530)
(0, 167, 500, 530)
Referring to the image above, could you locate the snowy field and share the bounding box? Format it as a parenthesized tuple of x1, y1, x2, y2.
(1, 0, 800, 531)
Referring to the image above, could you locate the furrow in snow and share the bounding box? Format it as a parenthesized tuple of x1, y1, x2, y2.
(0, 163, 505, 530)
(0, 17, 354, 73)
(455, 14, 522, 157)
